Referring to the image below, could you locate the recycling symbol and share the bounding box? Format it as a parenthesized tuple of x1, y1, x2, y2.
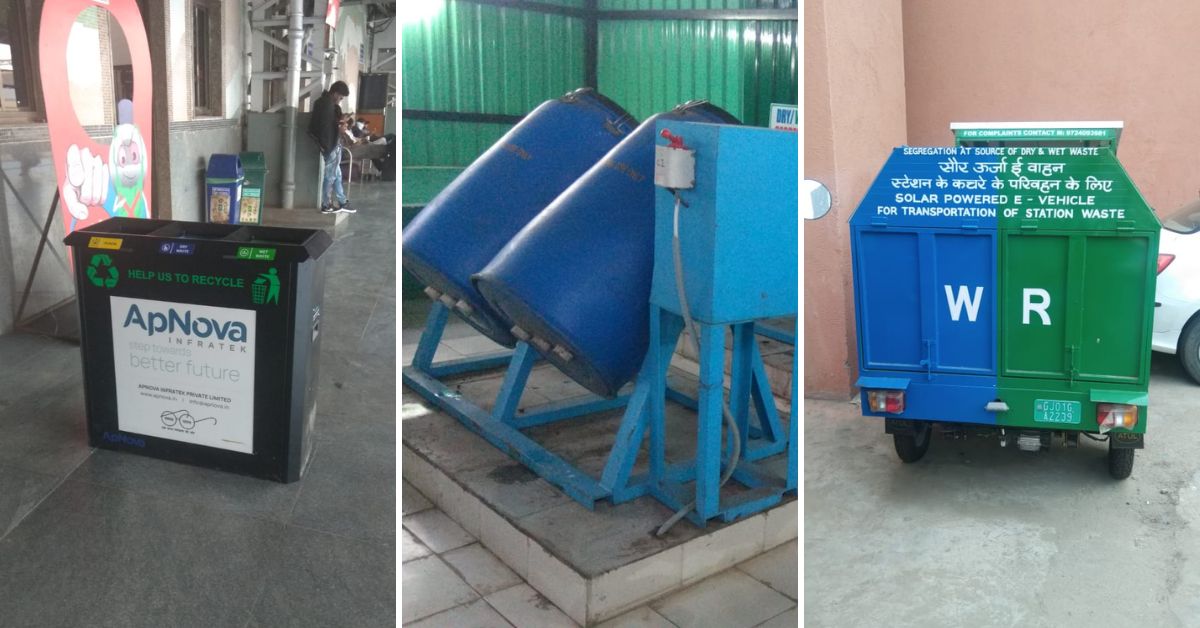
(87, 254, 119, 289)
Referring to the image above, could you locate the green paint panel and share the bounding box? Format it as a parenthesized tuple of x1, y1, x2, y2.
(995, 148, 1159, 232)
(994, 145, 1159, 433)
(994, 382, 1146, 434)
(1077, 235, 1151, 382)
(1001, 233, 1069, 379)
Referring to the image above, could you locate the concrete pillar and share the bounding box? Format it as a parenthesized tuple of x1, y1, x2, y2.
(804, 0, 908, 399)
(140, 0, 173, 218)
(280, 0, 304, 209)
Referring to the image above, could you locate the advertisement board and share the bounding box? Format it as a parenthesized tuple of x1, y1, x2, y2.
(110, 296, 256, 454)
(40, 0, 153, 235)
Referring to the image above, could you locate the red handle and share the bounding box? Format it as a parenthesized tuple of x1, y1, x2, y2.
(660, 128, 685, 149)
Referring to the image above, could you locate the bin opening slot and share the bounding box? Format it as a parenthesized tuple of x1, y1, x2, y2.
(148, 222, 242, 240)
(237, 226, 320, 245)
(83, 218, 173, 235)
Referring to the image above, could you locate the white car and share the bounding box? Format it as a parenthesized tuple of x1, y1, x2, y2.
(1152, 200, 1200, 382)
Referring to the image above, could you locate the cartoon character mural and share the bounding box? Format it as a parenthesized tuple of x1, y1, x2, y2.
(40, 0, 153, 235)
(109, 100, 149, 218)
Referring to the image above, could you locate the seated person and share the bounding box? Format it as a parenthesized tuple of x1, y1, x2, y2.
(352, 119, 372, 141)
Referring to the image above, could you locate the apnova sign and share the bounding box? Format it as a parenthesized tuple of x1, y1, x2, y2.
(122, 303, 250, 343)
(110, 296, 256, 453)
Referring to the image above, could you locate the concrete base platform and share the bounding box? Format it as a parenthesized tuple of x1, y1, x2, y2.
(401, 348, 796, 625)
(260, 205, 352, 239)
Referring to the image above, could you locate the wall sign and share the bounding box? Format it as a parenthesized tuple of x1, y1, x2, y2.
(40, 0, 153, 235)
(768, 103, 797, 132)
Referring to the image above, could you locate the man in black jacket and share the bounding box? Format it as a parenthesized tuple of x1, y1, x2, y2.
(308, 81, 354, 213)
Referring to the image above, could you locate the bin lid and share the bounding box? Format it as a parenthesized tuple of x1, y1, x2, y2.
(239, 151, 267, 172)
(207, 153, 244, 177)
(64, 217, 332, 261)
(852, 146, 1159, 232)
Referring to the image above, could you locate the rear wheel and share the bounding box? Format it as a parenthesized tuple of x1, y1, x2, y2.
(1180, 317, 1200, 385)
(1108, 442, 1135, 480)
(894, 423, 932, 463)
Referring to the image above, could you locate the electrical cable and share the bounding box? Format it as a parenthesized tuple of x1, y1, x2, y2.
(655, 191, 742, 537)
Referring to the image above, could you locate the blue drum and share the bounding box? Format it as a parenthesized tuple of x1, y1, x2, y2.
(402, 88, 636, 346)
(473, 102, 739, 398)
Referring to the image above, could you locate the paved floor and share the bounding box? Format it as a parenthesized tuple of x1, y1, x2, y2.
(401, 297, 797, 626)
(805, 352, 1200, 628)
(403, 481, 797, 627)
(0, 182, 397, 627)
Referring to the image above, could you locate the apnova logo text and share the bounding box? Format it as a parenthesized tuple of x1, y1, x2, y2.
(123, 303, 249, 342)
(102, 431, 145, 448)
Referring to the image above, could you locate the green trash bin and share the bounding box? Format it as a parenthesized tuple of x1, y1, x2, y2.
(64, 217, 332, 482)
(239, 151, 267, 225)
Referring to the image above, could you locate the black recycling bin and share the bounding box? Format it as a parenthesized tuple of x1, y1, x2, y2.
(64, 217, 333, 482)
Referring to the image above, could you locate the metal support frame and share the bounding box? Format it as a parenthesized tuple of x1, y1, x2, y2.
(455, 0, 796, 21)
(455, 0, 590, 19)
(401, 110, 524, 125)
(599, 306, 793, 527)
(583, 0, 598, 88)
(266, 79, 325, 113)
(599, 9, 796, 21)
(401, 299, 796, 527)
(753, 320, 796, 345)
(402, 302, 632, 508)
(248, 2, 332, 114)
(14, 191, 61, 326)
(371, 51, 396, 72)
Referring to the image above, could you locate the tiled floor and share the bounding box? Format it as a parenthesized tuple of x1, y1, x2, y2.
(0, 182, 397, 627)
(402, 481, 797, 627)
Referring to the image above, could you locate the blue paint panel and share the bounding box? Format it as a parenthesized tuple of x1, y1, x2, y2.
(850, 147, 1003, 231)
(855, 230, 924, 371)
(931, 232, 996, 374)
(851, 147, 1006, 425)
(474, 104, 738, 399)
(649, 121, 798, 325)
(401, 89, 637, 347)
(858, 371, 998, 425)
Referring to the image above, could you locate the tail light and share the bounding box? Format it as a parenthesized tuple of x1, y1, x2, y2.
(867, 390, 905, 414)
(1157, 254, 1175, 274)
(1097, 403, 1138, 430)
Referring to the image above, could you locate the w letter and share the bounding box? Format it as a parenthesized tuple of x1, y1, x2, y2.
(944, 285, 983, 322)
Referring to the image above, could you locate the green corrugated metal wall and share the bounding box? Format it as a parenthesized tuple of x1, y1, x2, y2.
(596, 1, 790, 11)
(401, 0, 796, 169)
(401, 2, 586, 168)
(596, 18, 795, 127)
